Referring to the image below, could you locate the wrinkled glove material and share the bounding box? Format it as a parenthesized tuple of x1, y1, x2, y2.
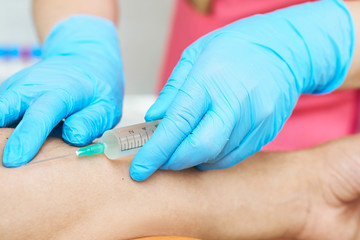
(1, 15, 124, 167)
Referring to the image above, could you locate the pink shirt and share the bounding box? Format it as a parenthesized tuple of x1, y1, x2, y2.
(158, 0, 358, 150)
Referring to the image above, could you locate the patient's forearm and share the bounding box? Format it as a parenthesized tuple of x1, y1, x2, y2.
(0, 129, 307, 240)
(33, 0, 118, 42)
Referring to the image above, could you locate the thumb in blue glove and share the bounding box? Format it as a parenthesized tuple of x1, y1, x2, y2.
(130, 0, 354, 181)
(1, 15, 124, 167)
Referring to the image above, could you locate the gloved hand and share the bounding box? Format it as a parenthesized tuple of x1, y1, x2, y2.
(1, 16, 124, 167)
(130, 0, 354, 181)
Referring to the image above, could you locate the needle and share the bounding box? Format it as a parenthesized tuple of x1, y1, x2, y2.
(27, 153, 75, 165)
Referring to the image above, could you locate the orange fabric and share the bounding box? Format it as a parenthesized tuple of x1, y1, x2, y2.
(158, 0, 358, 150)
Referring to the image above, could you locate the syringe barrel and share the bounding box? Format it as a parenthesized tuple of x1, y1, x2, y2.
(100, 120, 161, 160)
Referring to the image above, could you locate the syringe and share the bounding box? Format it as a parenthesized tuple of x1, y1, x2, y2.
(76, 120, 161, 159)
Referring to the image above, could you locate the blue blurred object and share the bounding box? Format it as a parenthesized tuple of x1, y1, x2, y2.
(0, 45, 41, 59)
(130, 0, 354, 181)
(1, 15, 124, 167)
(30, 46, 42, 58)
(0, 45, 20, 57)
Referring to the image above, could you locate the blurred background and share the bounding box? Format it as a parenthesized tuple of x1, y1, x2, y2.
(0, 0, 175, 125)
(0, 0, 175, 94)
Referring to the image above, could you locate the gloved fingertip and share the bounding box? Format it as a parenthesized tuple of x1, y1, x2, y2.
(130, 170, 145, 182)
(144, 113, 154, 122)
(62, 123, 93, 147)
(2, 142, 27, 168)
(144, 105, 163, 122)
(130, 166, 148, 182)
(129, 159, 153, 181)
(144, 113, 159, 122)
(145, 92, 174, 121)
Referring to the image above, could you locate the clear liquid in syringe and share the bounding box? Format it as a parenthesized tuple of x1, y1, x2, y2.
(76, 120, 161, 160)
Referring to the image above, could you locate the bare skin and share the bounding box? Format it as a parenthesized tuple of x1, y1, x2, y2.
(0, 128, 305, 240)
(33, 0, 118, 42)
(2, 129, 360, 239)
(341, 1, 360, 89)
(298, 135, 360, 240)
(186, 0, 212, 14)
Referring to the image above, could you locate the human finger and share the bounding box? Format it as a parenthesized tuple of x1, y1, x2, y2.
(0, 90, 31, 127)
(145, 59, 194, 122)
(196, 121, 268, 171)
(130, 80, 210, 181)
(62, 98, 122, 146)
(161, 109, 234, 170)
(2, 90, 73, 167)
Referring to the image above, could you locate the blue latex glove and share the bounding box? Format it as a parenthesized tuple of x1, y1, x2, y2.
(130, 0, 354, 181)
(1, 16, 124, 167)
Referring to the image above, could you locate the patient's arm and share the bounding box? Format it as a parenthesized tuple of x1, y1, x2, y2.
(0, 128, 306, 240)
(1, 128, 360, 240)
(33, 0, 118, 42)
